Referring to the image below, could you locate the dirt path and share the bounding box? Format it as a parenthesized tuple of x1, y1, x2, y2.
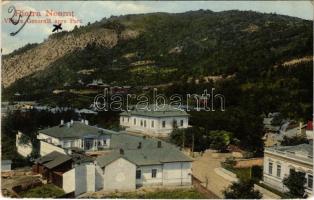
(192, 150, 233, 198)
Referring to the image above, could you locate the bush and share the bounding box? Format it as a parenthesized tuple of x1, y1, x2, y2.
(19, 184, 65, 198)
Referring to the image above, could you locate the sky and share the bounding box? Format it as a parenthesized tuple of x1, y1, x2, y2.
(1, 1, 313, 54)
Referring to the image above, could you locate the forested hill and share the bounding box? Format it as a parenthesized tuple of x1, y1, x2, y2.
(2, 10, 313, 118)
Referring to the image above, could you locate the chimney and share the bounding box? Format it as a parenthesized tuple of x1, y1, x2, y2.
(81, 119, 84, 123)
(138, 142, 142, 149)
(157, 141, 162, 148)
(85, 120, 89, 125)
(120, 148, 124, 155)
(70, 120, 73, 125)
(60, 120, 64, 125)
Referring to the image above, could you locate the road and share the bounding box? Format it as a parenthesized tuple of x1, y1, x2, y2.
(192, 150, 233, 198)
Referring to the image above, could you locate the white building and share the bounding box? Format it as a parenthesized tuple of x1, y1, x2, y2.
(31, 121, 192, 196)
(37, 120, 113, 156)
(263, 143, 313, 196)
(95, 139, 192, 192)
(120, 104, 189, 137)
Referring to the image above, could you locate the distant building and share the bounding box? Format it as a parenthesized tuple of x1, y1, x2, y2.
(1, 160, 12, 171)
(120, 104, 190, 137)
(262, 113, 308, 147)
(263, 143, 313, 196)
(306, 121, 313, 140)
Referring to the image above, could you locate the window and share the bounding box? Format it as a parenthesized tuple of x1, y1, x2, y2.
(144, 120, 146, 127)
(152, 169, 157, 178)
(180, 120, 184, 126)
(63, 140, 71, 148)
(128, 118, 129, 122)
(103, 139, 107, 145)
(151, 121, 154, 128)
(308, 175, 313, 189)
(269, 162, 273, 175)
(276, 164, 281, 177)
(134, 118, 136, 125)
(162, 121, 166, 128)
(136, 170, 141, 179)
(122, 117, 124, 122)
(141, 120, 143, 126)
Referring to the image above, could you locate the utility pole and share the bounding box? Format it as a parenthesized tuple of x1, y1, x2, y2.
(191, 132, 195, 157)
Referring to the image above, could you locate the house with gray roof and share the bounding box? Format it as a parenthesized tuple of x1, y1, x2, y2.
(263, 143, 313, 196)
(31, 120, 192, 195)
(95, 137, 192, 191)
(37, 120, 113, 156)
(120, 104, 190, 137)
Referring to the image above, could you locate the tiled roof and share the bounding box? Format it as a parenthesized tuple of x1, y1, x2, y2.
(120, 104, 189, 118)
(39, 121, 115, 139)
(96, 133, 192, 168)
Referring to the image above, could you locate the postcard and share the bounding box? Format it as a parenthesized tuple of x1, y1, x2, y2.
(1, 1, 313, 199)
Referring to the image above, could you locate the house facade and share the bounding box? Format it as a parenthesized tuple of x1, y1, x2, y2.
(95, 141, 192, 192)
(120, 104, 190, 137)
(263, 143, 313, 196)
(37, 120, 113, 156)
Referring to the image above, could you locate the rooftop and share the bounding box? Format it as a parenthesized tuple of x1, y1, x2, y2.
(265, 143, 313, 163)
(120, 104, 189, 118)
(97, 133, 192, 167)
(36, 151, 72, 169)
(39, 121, 116, 139)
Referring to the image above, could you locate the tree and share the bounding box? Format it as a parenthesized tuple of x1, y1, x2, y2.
(208, 130, 233, 152)
(223, 180, 262, 199)
(281, 136, 309, 146)
(283, 170, 307, 198)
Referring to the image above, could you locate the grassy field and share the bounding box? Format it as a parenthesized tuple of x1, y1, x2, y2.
(230, 167, 252, 180)
(100, 188, 206, 199)
(19, 184, 65, 198)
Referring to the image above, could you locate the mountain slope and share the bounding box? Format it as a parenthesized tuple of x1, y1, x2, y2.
(2, 10, 313, 96)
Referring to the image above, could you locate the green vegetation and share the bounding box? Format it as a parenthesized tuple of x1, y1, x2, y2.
(19, 184, 65, 198)
(283, 170, 307, 198)
(281, 136, 309, 146)
(223, 180, 262, 199)
(2, 10, 313, 157)
(101, 188, 206, 199)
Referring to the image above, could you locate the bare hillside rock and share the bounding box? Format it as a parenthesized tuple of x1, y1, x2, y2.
(2, 28, 138, 88)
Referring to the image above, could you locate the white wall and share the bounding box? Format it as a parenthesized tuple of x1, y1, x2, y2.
(163, 162, 192, 186)
(136, 165, 163, 186)
(16, 131, 33, 157)
(75, 163, 96, 196)
(103, 158, 136, 191)
(37, 133, 61, 145)
(263, 153, 313, 195)
(63, 168, 75, 193)
(95, 165, 104, 191)
(40, 141, 67, 156)
(122, 115, 189, 136)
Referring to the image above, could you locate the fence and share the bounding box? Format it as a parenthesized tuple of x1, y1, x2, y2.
(191, 175, 218, 198)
